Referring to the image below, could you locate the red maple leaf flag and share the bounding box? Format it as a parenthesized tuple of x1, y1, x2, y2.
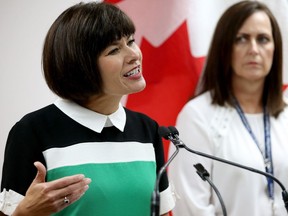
(105, 0, 288, 157)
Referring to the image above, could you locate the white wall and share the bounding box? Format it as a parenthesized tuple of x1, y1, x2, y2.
(0, 0, 96, 182)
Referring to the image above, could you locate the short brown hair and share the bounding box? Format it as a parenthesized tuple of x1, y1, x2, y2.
(42, 2, 135, 104)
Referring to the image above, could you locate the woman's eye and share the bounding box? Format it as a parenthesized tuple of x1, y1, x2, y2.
(127, 39, 135, 46)
(107, 48, 119, 55)
(235, 35, 247, 44)
(257, 35, 270, 44)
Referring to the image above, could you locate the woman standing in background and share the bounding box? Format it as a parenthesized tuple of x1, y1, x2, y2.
(169, 1, 288, 215)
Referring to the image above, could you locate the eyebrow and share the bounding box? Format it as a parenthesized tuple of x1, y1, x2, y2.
(109, 41, 120, 46)
(112, 35, 133, 44)
(237, 32, 272, 37)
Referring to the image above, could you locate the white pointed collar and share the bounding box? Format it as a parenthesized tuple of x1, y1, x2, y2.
(54, 98, 126, 133)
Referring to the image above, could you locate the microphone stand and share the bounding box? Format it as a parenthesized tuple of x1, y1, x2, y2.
(167, 126, 288, 214)
(194, 163, 227, 216)
(167, 127, 227, 216)
(150, 128, 180, 216)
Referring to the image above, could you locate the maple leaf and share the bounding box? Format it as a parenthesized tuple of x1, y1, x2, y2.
(127, 21, 204, 124)
(126, 22, 205, 156)
(116, 0, 238, 56)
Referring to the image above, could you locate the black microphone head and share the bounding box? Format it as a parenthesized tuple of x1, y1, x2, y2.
(168, 126, 179, 135)
(158, 126, 171, 140)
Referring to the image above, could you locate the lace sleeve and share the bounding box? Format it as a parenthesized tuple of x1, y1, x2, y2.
(0, 189, 24, 215)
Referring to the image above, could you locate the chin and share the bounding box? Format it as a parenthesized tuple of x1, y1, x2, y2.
(135, 86, 146, 93)
(130, 83, 146, 94)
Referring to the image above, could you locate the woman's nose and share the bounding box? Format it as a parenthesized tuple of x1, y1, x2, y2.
(248, 39, 260, 55)
(125, 46, 141, 63)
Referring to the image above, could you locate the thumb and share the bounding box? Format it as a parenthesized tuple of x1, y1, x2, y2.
(32, 161, 47, 184)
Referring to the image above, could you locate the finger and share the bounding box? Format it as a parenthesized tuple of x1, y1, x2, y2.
(33, 161, 47, 184)
(52, 177, 91, 200)
(46, 174, 88, 191)
(58, 186, 88, 207)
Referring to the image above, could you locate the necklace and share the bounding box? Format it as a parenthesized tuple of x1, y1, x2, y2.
(233, 97, 274, 199)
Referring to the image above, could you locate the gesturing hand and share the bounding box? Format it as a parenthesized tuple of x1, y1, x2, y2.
(12, 161, 91, 216)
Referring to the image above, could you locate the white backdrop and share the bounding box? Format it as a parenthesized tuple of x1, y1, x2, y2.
(0, 0, 287, 183)
(0, 0, 94, 182)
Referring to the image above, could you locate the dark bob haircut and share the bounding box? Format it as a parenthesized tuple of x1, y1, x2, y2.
(42, 2, 135, 104)
(197, 1, 285, 117)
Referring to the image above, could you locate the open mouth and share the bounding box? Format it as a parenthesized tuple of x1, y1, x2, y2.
(124, 66, 140, 77)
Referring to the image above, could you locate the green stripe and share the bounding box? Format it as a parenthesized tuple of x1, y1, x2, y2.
(48, 161, 156, 216)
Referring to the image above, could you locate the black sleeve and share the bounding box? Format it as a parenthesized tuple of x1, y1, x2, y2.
(1, 120, 46, 195)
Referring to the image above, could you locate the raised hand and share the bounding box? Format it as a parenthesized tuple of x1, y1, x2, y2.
(12, 161, 91, 216)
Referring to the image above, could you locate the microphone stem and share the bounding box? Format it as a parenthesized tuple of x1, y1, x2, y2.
(183, 145, 286, 190)
(151, 144, 180, 216)
(194, 163, 227, 216)
(182, 144, 288, 214)
(206, 175, 227, 216)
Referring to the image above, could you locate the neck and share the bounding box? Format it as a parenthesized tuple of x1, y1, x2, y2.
(232, 80, 264, 114)
(234, 93, 263, 113)
(83, 95, 122, 115)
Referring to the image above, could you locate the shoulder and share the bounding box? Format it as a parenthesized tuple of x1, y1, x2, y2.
(184, 91, 211, 108)
(10, 104, 62, 134)
(179, 91, 214, 119)
(177, 91, 235, 128)
(17, 104, 59, 125)
(124, 107, 157, 125)
(279, 95, 288, 117)
(123, 108, 160, 139)
(279, 97, 288, 118)
(123, 108, 161, 144)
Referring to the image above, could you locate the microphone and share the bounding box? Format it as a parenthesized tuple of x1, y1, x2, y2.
(166, 126, 288, 214)
(150, 127, 180, 216)
(165, 126, 227, 216)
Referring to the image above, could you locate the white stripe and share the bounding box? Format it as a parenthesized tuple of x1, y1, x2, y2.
(43, 142, 155, 171)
